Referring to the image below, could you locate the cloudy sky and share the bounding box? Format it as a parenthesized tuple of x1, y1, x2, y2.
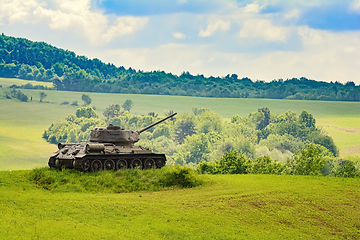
(0, 0, 359, 84)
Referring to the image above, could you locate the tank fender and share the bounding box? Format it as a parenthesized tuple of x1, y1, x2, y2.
(86, 143, 105, 152)
(50, 152, 59, 157)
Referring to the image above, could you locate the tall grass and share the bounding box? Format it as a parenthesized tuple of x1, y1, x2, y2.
(28, 166, 204, 193)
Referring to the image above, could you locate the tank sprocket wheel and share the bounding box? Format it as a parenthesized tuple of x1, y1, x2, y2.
(82, 159, 91, 172)
(91, 159, 103, 172)
(104, 159, 115, 171)
(131, 159, 142, 169)
(144, 158, 155, 169)
(155, 158, 166, 168)
(48, 157, 56, 168)
(116, 159, 128, 170)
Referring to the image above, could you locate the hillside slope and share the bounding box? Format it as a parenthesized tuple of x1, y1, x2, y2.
(0, 170, 359, 239)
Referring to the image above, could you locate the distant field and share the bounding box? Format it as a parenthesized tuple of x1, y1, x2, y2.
(0, 170, 359, 239)
(0, 78, 360, 170)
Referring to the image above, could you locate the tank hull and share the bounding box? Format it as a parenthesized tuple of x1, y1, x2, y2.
(49, 153, 166, 172)
(48, 143, 166, 172)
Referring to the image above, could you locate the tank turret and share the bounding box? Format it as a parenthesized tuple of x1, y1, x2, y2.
(48, 112, 177, 172)
(89, 112, 176, 145)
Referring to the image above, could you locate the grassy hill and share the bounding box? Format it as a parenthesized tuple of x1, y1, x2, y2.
(0, 169, 359, 239)
(1, 77, 360, 170)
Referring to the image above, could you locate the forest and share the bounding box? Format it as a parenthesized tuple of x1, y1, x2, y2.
(1, 34, 359, 101)
(41, 105, 359, 177)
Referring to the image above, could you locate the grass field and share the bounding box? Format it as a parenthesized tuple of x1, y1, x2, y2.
(0, 169, 359, 239)
(0, 77, 360, 170)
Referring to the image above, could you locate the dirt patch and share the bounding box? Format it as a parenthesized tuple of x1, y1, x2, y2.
(341, 145, 360, 156)
(325, 126, 360, 133)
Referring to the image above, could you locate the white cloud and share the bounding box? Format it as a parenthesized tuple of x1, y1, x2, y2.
(284, 9, 300, 19)
(88, 27, 360, 84)
(239, 19, 289, 42)
(0, 0, 40, 25)
(199, 19, 230, 37)
(172, 32, 186, 39)
(1, 0, 147, 45)
(34, 0, 147, 44)
(350, 0, 360, 12)
(242, 3, 262, 13)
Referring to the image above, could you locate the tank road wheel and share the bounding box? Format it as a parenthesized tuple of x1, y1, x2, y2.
(104, 159, 115, 171)
(144, 158, 155, 169)
(116, 159, 128, 170)
(82, 159, 91, 172)
(91, 159, 103, 172)
(131, 159, 142, 169)
(155, 158, 166, 168)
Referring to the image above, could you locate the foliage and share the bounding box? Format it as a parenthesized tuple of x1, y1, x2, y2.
(103, 104, 121, 120)
(28, 166, 203, 193)
(43, 107, 104, 144)
(174, 117, 196, 144)
(76, 106, 98, 118)
(284, 144, 326, 176)
(197, 150, 251, 175)
(81, 94, 91, 106)
(333, 160, 359, 178)
(1, 34, 360, 101)
(250, 156, 284, 174)
(6, 88, 28, 102)
(122, 99, 133, 112)
(42, 105, 340, 176)
(39, 91, 47, 102)
(217, 150, 251, 174)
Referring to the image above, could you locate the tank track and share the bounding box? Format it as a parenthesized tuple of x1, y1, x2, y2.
(50, 154, 166, 172)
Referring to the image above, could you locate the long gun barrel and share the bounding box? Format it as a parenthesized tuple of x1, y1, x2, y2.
(138, 112, 177, 133)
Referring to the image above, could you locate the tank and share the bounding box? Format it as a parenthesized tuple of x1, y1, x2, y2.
(48, 112, 177, 172)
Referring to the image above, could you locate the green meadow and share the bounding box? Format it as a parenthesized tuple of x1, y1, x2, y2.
(0, 169, 359, 239)
(0, 77, 360, 170)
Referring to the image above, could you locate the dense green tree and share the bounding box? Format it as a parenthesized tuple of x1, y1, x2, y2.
(81, 94, 92, 106)
(39, 91, 47, 102)
(284, 144, 326, 175)
(256, 107, 271, 130)
(250, 156, 284, 174)
(76, 107, 98, 119)
(298, 110, 315, 129)
(122, 99, 133, 112)
(218, 150, 251, 174)
(175, 118, 196, 144)
(103, 104, 121, 120)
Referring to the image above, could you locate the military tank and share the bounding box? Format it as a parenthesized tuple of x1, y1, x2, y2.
(48, 112, 177, 172)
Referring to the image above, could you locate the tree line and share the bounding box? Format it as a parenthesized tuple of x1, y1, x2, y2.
(42, 106, 359, 177)
(1, 34, 359, 101)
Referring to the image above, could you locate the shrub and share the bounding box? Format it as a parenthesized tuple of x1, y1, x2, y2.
(284, 144, 326, 176)
(159, 166, 203, 188)
(250, 156, 284, 174)
(333, 160, 358, 178)
(218, 150, 251, 174)
(27, 166, 203, 193)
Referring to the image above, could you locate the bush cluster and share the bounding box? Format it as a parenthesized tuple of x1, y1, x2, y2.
(197, 145, 359, 178)
(28, 166, 203, 193)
